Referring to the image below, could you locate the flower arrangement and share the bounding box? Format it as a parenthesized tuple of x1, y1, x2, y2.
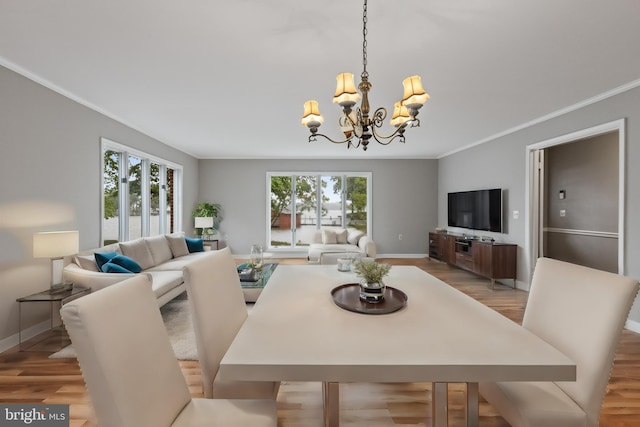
(353, 260, 391, 285)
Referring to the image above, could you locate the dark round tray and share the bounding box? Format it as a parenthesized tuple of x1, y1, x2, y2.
(331, 283, 408, 315)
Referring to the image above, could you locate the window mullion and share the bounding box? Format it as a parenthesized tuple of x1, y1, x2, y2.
(118, 153, 129, 242)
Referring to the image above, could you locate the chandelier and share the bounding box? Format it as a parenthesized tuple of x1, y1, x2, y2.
(301, 0, 429, 151)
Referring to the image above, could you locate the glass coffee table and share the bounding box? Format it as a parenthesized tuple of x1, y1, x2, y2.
(238, 262, 278, 303)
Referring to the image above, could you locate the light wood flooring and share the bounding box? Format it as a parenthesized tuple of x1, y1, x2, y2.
(1, 258, 639, 426)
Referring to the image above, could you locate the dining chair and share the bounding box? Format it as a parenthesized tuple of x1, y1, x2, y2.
(480, 257, 639, 427)
(183, 247, 280, 399)
(60, 275, 276, 427)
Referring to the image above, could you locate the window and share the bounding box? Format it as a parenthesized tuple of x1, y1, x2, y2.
(101, 138, 182, 245)
(267, 172, 371, 249)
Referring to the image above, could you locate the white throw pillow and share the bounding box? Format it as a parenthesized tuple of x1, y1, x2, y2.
(119, 238, 155, 270)
(336, 228, 348, 244)
(322, 229, 337, 244)
(347, 229, 365, 245)
(144, 235, 173, 265)
(166, 232, 189, 258)
(75, 255, 99, 272)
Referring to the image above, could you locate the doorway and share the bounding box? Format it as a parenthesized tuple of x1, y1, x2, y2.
(526, 119, 625, 279)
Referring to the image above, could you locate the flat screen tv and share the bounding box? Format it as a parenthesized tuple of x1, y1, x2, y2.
(447, 188, 503, 233)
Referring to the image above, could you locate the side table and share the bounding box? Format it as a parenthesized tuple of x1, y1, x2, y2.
(17, 285, 91, 351)
(203, 237, 219, 250)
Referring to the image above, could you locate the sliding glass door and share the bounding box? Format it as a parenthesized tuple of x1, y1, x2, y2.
(267, 172, 371, 250)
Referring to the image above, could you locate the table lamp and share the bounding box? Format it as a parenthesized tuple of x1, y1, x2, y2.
(33, 230, 79, 292)
(194, 217, 213, 239)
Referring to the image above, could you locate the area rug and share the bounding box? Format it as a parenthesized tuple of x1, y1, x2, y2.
(49, 292, 197, 361)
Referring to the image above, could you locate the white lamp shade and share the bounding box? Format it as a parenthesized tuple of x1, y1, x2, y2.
(401, 75, 430, 109)
(194, 217, 214, 228)
(333, 72, 360, 107)
(301, 100, 324, 128)
(33, 231, 79, 258)
(390, 101, 410, 127)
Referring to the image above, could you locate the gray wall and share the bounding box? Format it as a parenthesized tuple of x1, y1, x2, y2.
(438, 85, 640, 324)
(545, 133, 619, 272)
(198, 159, 438, 256)
(0, 65, 199, 347)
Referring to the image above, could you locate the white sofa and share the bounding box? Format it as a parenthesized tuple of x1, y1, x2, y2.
(63, 233, 212, 307)
(307, 228, 376, 263)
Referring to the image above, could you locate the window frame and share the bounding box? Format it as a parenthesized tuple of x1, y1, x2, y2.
(100, 137, 183, 245)
(265, 171, 372, 251)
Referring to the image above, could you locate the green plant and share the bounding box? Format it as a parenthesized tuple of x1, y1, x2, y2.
(192, 202, 223, 229)
(353, 260, 391, 284)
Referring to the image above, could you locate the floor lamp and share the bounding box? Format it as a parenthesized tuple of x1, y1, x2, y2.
(33, 230, 79, 293)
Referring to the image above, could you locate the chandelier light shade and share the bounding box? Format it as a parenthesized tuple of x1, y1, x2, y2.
(301, 100, 324, 129)
(402, 75, 430, 110)
(390, 102, 411, 127)
(302, 0, 429, 151)
(333, 73, 360, 107)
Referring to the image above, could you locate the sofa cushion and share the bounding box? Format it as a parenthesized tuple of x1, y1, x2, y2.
(119, 238, 155, 270)
(322, 229, 338, 244)
(76, 255, 100, 272)
(185, 237, 204, 253)
(145, 252, 211, 272)
(109, 254, 142, 273)
(166, 232, 189, 257)
(102, 262, 135, 274)
(336, 228, 348, 244)
(145, 235, 173, 265)
(308, 243, 363, 262)
(347, 229, 365, 245)
(94, 251, 119, 270)
(145, 271, 185, 298)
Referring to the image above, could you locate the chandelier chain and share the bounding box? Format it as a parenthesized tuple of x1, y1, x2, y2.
(362, 0, 368, 79)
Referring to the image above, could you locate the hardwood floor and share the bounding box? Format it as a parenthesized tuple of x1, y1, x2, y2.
(1, 258, 639, 426)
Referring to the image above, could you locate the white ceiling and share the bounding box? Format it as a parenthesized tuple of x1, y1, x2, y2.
(1, 0, 639, 159)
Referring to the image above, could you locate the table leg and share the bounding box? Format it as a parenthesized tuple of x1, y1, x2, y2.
(466, 382, 479, 427)
(432, 382, 448, 427)
(322, 382, 339, 427)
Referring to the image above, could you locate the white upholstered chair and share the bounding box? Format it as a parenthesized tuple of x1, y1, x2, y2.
(60, 275, 276, 427)
(480, 257, 639, 427)
(183, 247, 280, 399)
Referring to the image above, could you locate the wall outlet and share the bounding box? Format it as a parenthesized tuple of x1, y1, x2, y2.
(398, 234, 403, 241)
(513, 210, 520, 219)
(560, 209, 566, 217)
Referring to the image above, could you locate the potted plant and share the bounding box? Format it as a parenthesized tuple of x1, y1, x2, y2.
(192, 202, 224, 237)
(353, 260, 391, 303)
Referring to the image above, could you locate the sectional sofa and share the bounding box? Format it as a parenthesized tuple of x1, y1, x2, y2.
(63, 232, 211, 307)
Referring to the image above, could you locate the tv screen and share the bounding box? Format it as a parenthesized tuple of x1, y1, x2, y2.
(447, 189, 502, 233)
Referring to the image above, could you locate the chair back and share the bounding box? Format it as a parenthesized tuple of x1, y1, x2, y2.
(523, 257, 639, 426)
(60, 275, 192, 427)
(183, 247, 248, 398)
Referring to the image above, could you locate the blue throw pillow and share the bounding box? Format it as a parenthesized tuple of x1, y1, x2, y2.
(94, 251, 119, 270)
(101, 262, 133, 274)
(110, 254, 142, 273)
(185, 237, 204, 253)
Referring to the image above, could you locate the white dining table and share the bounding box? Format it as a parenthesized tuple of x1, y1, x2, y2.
(219, 265, 576, 427)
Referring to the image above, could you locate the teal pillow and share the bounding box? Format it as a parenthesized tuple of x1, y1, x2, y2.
(185, 237, 204, 253)
(110, 254, 142, 273)
(95, 251, 119, 270)
(101, 262, 133, 273)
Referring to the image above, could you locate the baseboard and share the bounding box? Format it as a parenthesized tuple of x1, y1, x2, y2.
(377, 253, 428, 258)
(625, 318, 640, 333)
(0, 319, 50, 353)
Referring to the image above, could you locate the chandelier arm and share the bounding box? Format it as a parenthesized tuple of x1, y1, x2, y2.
(370, 124, 407, 145)
(308, 132, 355, 146)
